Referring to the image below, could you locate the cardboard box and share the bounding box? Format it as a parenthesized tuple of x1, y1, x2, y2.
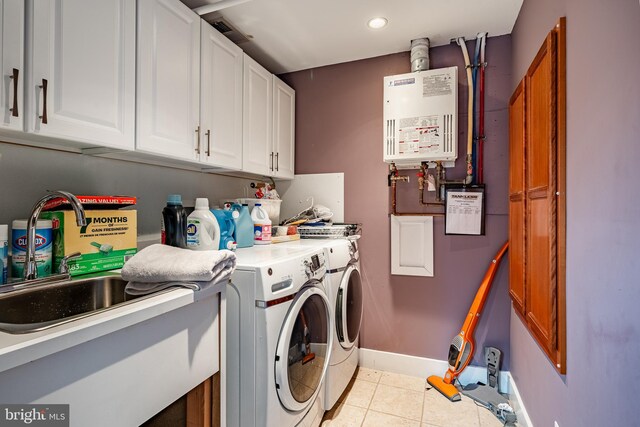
(41, 210, 137, 276)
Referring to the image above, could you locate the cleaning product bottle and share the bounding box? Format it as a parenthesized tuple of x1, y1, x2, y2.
(187, 198, 220, 251)
(251, 203, 272, 245)
(232, 204, 254, 248)
(211, 209, 236, 250)
(161, 194, 187, 248)
(0, 225, 7, 285)
(11, 219, 53, 279)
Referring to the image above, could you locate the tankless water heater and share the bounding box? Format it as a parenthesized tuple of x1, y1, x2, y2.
(383, 67, 458, 168)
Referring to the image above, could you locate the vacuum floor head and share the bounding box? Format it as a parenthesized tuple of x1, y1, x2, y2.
(427, 375, 461, 402)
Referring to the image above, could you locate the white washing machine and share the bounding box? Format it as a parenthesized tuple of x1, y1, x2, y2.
(321, 238, 362, 410)
(226, 245, 333, 427)
(279, 238, 363, 411)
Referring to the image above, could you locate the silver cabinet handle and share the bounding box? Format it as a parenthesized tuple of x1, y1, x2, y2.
(275, 152, 279, 171)
(9, 68, 19, 117)
(206, 129, 211, 156)
(195, 126, 201, 154)
(270, 152, 274, 171)
(39, 78, 48, 124)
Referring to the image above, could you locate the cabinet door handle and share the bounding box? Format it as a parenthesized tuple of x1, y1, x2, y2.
(195, 126, 201, 154)
(206, 129, 211, 156)
(270, 152, 274, 171)
(39, 79, 48, 124)
(275, 152, 279, 171)
(9, 68, 19, 117)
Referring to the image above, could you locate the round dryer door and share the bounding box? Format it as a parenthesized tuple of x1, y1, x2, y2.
(274, 283, 332, 412)
(336, 264, 363, 350)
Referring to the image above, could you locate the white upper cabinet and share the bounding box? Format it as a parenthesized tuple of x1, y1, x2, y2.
(200, 21, 243, 169)
(137, 0, 201, 161)
(242, 54, 273, 176)
(1, 0, 24, 131)
(272, 77, 295, 179)
(27, 0, 135, 149)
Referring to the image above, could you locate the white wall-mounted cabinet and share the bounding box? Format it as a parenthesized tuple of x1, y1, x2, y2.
(242, 55, 295, 179)
(200, 21, 243, 169)
(0, 0, 293, 180)
(391, 215, 434, 277)
(137, 0, 201, 161)
(1, 0, 24, 131)
(27, 0, 135, 149)
(272, 76, 295, 179)
(242, 54, 273, 176)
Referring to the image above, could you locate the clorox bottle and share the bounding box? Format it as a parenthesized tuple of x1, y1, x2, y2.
(251, 203, 272, 245)
(187, 198, 220, 251)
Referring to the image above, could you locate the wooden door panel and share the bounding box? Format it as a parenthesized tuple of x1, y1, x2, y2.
(508, 17, 565, 374)
(509, 200, 526, 313)
(508, 80, 526, 314)
(525, 31, 558, 358)
(526, 41, 552, 190)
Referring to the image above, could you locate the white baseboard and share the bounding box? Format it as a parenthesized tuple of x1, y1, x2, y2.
(358, 348, 510, 393)
(507, 373, 532, 427)
(358, 347, 531, 426)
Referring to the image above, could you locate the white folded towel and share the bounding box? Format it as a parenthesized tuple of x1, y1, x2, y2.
(121, 244, 236, 295)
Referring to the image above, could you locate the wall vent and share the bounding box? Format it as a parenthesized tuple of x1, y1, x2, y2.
(206, 15, 251, 45)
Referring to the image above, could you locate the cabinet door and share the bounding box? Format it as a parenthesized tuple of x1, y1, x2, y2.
(137, 0, 200, 161)
(0, 0, 24, 131)
(200, 21, 243, 169)
(242, 54, 272, 176)
(508, 80, 526, 315)
(28, 0, 135, 149)
(272, 77, 295, 179)
(525, 31, 558, 359)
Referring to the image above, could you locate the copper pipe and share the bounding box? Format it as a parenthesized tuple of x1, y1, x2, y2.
(391, 212, 445, 217)
(389, 163, 443, 217)
(418, 163, 444, 207)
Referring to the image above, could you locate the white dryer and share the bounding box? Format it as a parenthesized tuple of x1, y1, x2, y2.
(226, 245, 333, 427)
(321, 238, 363, 410)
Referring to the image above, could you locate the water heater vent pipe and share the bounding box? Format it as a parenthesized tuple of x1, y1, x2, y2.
(410, 38, 430, 72)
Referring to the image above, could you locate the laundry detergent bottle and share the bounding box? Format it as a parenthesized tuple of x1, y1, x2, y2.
(251, 203, 272, 245)
(233, 204, 254, 248)
(161, 194, 188, 248)
(187, 198, 220, 251)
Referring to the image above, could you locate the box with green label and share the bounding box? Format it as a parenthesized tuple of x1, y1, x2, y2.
(41, 210, 137, 276)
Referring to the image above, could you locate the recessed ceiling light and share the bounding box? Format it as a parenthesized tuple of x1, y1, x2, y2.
(367, 17, 388, 29)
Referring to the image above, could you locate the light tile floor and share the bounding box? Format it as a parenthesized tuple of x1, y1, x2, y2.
(321, 368, 507, 427)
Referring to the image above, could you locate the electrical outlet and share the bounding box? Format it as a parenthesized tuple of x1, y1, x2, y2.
(554, 421, 560, 427)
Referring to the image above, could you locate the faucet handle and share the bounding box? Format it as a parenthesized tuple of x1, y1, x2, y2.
(59, 252, 82, 275)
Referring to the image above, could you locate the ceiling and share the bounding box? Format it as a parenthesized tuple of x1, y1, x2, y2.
(181, 0, 524, 74)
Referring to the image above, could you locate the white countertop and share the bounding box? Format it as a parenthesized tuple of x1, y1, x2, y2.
(0, 274, 224, 375)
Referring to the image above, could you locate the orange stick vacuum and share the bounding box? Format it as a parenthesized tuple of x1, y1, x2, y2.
(427, 242, 509, 401)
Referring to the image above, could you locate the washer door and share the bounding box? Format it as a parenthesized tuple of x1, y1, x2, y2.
(274, 283, 332, 412)
(336, 264, 363, 350)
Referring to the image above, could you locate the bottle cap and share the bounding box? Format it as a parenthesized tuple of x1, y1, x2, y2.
(195, 198, 210, 209)
(167, 194, 182, 205)
(242, 203, 248, 206)
(255, 203, 262, 206)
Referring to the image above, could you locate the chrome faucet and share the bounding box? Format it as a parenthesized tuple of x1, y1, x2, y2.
(24, 191, 86, 280)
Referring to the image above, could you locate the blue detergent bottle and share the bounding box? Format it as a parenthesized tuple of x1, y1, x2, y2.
(233, 204, 254, 248)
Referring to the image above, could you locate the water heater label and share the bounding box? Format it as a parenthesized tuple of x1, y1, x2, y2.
(423, 73, 454, 97)
(390, 77, 415, 87)
(397, 115, 441, 154)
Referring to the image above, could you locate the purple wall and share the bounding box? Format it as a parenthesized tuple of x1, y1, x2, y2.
(510, 0, 640, 426)
(281, 36, 513, 368)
